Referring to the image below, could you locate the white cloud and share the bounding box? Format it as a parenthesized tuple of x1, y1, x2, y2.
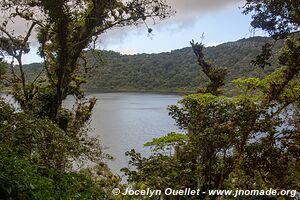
(1, 0, 245, 51)
(205, 41, 223, 47)
(166, 0, 242, 22)
(119, 48, 138, 55)
(98, 0, 244, 46)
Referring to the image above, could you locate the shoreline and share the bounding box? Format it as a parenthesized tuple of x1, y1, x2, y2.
(1, 87, 194, 95)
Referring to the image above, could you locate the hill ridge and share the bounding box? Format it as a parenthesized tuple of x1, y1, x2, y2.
(22, 36, 282, 93)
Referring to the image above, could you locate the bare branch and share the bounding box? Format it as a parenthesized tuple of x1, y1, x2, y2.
(23, 22, 36, 46)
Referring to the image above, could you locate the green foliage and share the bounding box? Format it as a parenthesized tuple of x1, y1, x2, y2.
(190, 40, 228, 95)
(251, 43, 272, 69)
(0, 99, 122, 199)
(0, 0, 172, 198)
(0, 62, 5, 76)
(125, 61, 300, 200)
(121, 149, 197, 198)
(0, 0, 172, 126)
(243, 0, 300, 38)
(232, 77, 263, 92)
(0, 146, 120, 200)
(0, 61, 6, 86)
(144, 132, 188, 153)
(22, 36, 288, 93)
(123, 10, 300, 198)
(0, 98, 107, 169)
(84, 36, 284, 93)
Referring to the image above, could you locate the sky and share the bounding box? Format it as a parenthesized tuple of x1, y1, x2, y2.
(20, 0, 267, 64)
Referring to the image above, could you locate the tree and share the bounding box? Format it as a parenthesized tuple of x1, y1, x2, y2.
(243, 0, 300, 69)
(243, 0, 300, 39)
(190, 40, 227, 95)
(0, 0, 172, 119)
(0, 0, 172, 198)
(124, 38, 300, 200)
(123, 1, 300, 199)
(0, 61, 6, 85)
(0, 0, 172, 168)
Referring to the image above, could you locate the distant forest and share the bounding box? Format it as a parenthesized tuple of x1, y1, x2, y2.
(1, 0, 300, 198)
(22, 36, 284, 93)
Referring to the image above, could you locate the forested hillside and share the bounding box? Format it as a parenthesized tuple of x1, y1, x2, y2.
(1, 0, 300, 199)
(21, 36, 284, 93)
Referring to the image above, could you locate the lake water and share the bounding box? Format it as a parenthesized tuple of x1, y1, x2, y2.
(84, 93, 181, 174)
(1, 92, 181, 175)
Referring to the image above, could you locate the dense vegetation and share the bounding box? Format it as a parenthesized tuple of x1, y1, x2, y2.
(21, 36, 285, 93)
(0, 0, 299, 199)
(121, 1, 300, 199)
(85, 36, 283, 92)
(0, 0, 171, 199)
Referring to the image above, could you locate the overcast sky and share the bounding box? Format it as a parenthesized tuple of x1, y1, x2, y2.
(20, 0, 267, 64)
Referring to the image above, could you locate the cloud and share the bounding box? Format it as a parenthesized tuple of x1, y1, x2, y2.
(1, 0, 244, 50)
(166, 0, 243, 21)
(98, 27, 135, 49)
(155, 0, 244, 31)
(119, 48, 138, 55)
(98, 0, 244, 46)
(0, 16, 39, 47)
